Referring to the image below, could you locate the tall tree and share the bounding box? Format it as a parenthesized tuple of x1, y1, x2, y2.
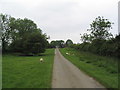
(88, 16, 113, 40)
(9, 18, 48, 54)
(9, 18, 40, 42)
(0, 14, 11, 52)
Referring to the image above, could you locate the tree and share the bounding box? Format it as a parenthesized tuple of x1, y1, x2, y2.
(57, 40, 65, 48)
(66, 39, 73, 47)
(0, 13, 49, 55)
(80, 33, 93, 43)
(10, 32, 48, 55)
(88, 16, 113, 40)
(23, 33, 48, 54)
(9, 18, 40, 42)
(8, 16, 48, 55)
(79, 16, 117, 56)
(49, 40, 65, 48)
(0, 14, 11, 53)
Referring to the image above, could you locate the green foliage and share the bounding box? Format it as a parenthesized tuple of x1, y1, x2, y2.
(80, 16, 113, 43)
(72, 35, 120, 58)
(0, 13, 48, 55)
(49, 39, 73, 48)
(70, 44, 80, 49)
(10, 32, 48, 55)
(79, 42, 91, 51)
(23, 33, 48, 54)
(89, 16, 113, 40)
(78, 16, 119, 58)
(0, 14, 11, 53)
(80, 33, 93, 43)
(9, 18, 39, 41)
(49, 40, 65, 48)
(90, 39, 105, 54)
(65, 39, 73, 47)
(9, 39, 23, 53)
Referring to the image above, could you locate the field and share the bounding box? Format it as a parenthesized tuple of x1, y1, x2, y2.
(60, 48, 118, 88)
(2, 49, 54, 88)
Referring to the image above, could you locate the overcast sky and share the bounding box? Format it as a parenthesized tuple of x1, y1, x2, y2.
(0, 0, 119, 43)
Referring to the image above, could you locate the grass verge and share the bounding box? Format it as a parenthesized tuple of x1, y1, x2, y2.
(2, 49, 54, 88)
(60, 48, 118, 88)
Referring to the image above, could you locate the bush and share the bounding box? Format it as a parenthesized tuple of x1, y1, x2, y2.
(71, 34, 120, 58)
(9, 33, 47, 55)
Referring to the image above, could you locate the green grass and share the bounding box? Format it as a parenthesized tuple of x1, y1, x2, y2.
(2, 49, 54, 88)
(60, 48, 118, 88)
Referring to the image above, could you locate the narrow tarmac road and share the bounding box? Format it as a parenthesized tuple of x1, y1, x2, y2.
(52, 48, 105, 88)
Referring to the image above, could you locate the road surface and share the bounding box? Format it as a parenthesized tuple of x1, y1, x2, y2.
(52, 48, 105, 88)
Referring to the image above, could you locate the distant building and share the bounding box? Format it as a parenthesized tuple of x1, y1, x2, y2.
(118, 1, 120, 34)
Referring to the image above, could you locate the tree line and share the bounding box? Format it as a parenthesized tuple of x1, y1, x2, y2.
(0, 14, 48, 55)
(70, 16, 120, 58)
(0, 13, 74, 55)
(48, 39, 73, 48)
(1, 14, 119, 57)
